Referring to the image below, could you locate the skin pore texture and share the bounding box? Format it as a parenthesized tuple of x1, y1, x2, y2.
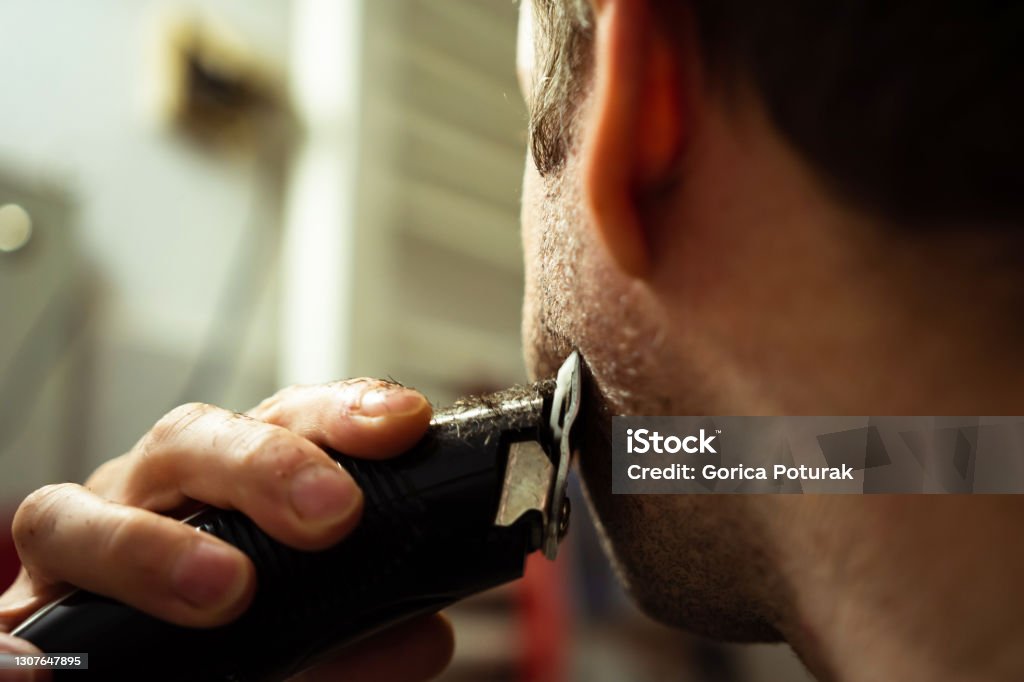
(518, 1, 1024, 681)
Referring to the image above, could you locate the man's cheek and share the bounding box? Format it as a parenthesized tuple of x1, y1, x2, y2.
(519, 161, 544, 267)
(520, 162, 548, 381)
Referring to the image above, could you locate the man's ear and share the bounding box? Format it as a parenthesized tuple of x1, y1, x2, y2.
(583, 0, 686, 279)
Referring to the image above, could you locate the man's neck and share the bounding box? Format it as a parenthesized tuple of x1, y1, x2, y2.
(770, 496, 1024, 682)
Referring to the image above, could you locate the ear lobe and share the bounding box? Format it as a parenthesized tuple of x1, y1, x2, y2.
(582, 0, 685, 279)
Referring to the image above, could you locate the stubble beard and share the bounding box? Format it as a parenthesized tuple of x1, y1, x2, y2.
(523, 159, 786, 643)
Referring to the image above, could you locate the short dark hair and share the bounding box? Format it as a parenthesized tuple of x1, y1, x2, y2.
(529, 0, 1024, 227)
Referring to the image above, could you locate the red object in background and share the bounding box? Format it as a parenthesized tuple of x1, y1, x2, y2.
(518, 549, 570, 682)
(0, 508, 19, 591)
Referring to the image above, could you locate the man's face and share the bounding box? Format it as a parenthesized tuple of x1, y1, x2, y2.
(516, 1, 686, 414)
(515, 1, 784, 641)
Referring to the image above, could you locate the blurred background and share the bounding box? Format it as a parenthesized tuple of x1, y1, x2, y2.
(0, 1, 810, 680)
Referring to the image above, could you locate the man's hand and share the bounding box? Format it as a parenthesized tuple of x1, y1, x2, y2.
(0, 379, 455, 681)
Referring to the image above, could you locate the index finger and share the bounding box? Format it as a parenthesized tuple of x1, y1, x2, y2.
(247, 379, 432, 458)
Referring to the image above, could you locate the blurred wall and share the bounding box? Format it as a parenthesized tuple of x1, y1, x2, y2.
(282, 1, 529, 402)
(0, 0, 291, 492)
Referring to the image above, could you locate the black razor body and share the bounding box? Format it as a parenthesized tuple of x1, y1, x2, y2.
(14, 376, 570, 681)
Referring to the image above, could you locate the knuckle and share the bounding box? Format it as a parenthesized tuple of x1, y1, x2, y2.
(248, 384, 306, 423)
(233, 423, 308, 473)
(12, 483, 74, 551)
(248, 395, 279, 420)
(147, 402, 211, 449)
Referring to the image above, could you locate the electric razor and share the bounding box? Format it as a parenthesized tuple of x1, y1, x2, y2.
(12, 352, 582, 681)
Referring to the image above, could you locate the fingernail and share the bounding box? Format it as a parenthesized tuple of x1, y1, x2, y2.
(172, 538, 248, 610)
(290, 464, 360, 525)
(356, 387, 426, 419)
